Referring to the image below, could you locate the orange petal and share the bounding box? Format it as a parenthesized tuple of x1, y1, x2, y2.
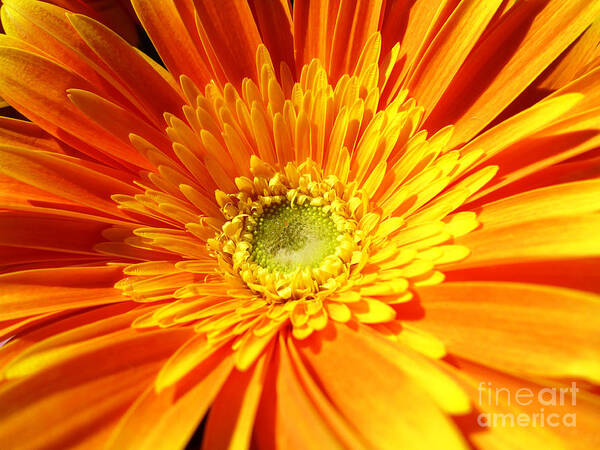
(0, 246, 108, 274)
(202, 347, 272, 450)
(284, 334, 366, 448)
(0, 307, 128, 373)
(254, 334, 349, 449)
(0, 147, 140, 217)
(0, 116, 68, 154)
(470, 109, 600, 202)
(0, 312, 61, 346)
(0, 266, 126, 320)
(475, 179, 600, 229)
(426, 0, 600, 146)
(107, 346, 233, 450)
(349, 297, 397, 323)
(412, 282, 600, 382)
(293, 0, 340, 72)
(154, 333, 225, 390)
(376, 321, 447, 359)
(0, 47, 148, 167)
(0, 326, 189, 450)
(0, 207, 128, 257)
(477, 155, 600, 204)
(67, 13, 185, 125)
(381, 0, 450, 102)
(54, 0, 139, 45)
(328, 0, 384, 80)
(131, 0, 212, 85)
(544, 65, 600, 117)
(1, 0, 127, 100)
(380, 0, 446, 55)
(0, 361, 159, 450)
(537, 17, 600, 91)
(457, 94, 583, 167)
(234, 325, 281, 371)
(3, 306, 155, 379)
(356, 324, 470, 414)
(0, 173, 75, 206)
(194, 0, 263, 88)
(295, 323, 469, 449)
(447, 257, 600, 299)
(406, 0, 502, 117)
(67, 88, 172, 155)
(249, 0, 295, 75)
(0, 0, 152, 148)
(451, 214, 600, 269)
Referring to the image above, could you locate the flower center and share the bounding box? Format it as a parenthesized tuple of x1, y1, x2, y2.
(207, 158, 363, 302)
(249, 203, 339, 273)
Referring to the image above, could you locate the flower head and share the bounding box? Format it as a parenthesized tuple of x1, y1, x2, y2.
(0, 0, 599, 449)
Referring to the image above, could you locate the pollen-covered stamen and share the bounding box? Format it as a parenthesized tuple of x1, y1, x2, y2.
(249, 203, 340, 273)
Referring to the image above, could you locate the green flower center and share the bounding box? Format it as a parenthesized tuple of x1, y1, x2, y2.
(250, 203, 339, 273)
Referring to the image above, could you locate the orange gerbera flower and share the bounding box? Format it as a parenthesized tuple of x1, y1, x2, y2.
(0, 0, 600, 448)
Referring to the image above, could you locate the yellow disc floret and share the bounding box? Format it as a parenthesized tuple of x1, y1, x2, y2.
(249, 203, 340, 272)
(210, 157, 362, 302)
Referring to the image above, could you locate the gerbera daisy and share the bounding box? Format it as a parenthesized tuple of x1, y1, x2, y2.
(0, 0, 599, 448)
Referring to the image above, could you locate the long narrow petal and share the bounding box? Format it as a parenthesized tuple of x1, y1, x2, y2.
(0, 304, 135, 371)
(254, 335, 350, 450)
(0, 174, 74, 206)
(537, 17, 600, 91)
(131, 0, 212, 85)
(36, 0, 139, 45)
(0, 146, 140, 217)
(411, 282, 600, 382)
(249, 0, 295, 75)
(2, 307, 155, 379)
(0, 117, 68, 154)
(285, 335, 366, 448)
(194, 0, 263, 88)
(0, 266, 126, 320)
(0, 207, 129, 255)
(478, 155, 600, 203)
(475, 180, 600, 229)
(202, 348, 271, 450)
(154, 333, 224, 390)
(425, 0, 600, 146)
(67, 13, 185, 125)
(0, 47, 150, 167)
(470, 109, 600, 202)
(380, 0, 451, 102)
(406, 0, 502, 116)
(328, 0, 384, 80)
(447, 258, 600, 297)
(451, 214, 600, 269)
(457, 94, 583, 165)
(295, 323, 468, 449)
(0, 326, 190, 449)
(293, 0, 340, 72)
(1, 0, 127, 100)
(107, 346, 233, 450)
(67, 88, 173, 153)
